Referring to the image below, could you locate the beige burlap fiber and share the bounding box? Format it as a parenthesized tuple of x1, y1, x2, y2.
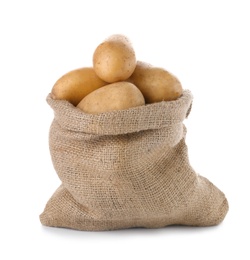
(40, 90, 228, 231)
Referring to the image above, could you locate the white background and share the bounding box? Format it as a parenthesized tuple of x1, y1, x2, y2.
(1, 0, 249, 259)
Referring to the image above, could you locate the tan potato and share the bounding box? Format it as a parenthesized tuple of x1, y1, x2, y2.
(93, 34, 136, 83)
(77, 82, 145, 114)
(51, 67, 107, 106)
(128, 61, 183, 103)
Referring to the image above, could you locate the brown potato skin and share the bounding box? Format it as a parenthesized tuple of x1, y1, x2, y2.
(93, 34, 136, 83)
(127, 61, 183, 103)
(77, 82, 145, 114)
(51, 67, 107, 106)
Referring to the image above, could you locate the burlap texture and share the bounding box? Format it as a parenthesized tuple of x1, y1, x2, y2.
(40, 90, 228, 231)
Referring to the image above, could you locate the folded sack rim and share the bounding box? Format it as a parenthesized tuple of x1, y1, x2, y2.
(46, 89, 193, 135)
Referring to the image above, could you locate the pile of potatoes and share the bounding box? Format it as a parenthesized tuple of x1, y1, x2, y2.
(51, 34, 183, 114)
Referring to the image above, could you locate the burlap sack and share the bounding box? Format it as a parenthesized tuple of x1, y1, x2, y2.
(40, 90, 228, 231)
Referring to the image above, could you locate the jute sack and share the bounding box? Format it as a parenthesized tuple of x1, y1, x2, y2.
(40, 90, 228, 231)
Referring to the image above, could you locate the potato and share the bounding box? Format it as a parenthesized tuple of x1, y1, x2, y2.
(128, 61, 183, 103)
(77, 82, 145, 114)
(51, 67, 107, 106)
(93, 34, 136, 83)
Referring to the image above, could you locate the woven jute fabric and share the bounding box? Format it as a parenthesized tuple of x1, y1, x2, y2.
(40, 90, 228, 231)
